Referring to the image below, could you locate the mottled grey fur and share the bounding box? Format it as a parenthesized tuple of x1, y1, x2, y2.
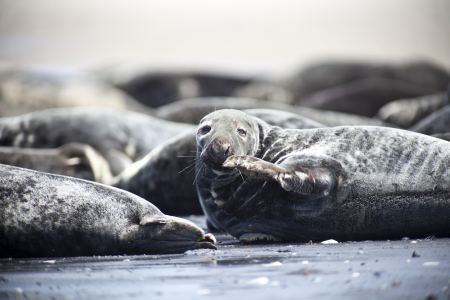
(0, 108, 194, 175)
(113, 109, 326, 215)
(242, 109, 326, 129)
(0, 164, 216, 258)
(196, 109, 450, 242)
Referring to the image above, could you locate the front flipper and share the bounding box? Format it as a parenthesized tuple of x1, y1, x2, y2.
(223, 155, 341, 196)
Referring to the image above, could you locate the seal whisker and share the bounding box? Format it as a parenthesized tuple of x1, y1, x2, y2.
(238, 170, 245, 182)
(193, 163, 205, 185)
(179, 162, 197, 174)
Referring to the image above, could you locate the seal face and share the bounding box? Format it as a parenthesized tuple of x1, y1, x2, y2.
(196, 109, 450, 242)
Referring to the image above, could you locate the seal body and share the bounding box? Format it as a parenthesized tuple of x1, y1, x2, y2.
(0, 164, 215, 257)
(153, 97, 396, 127)
(0, 108, 194, 175)
(112, 129, 203, 215)
(0, 143, 113, 184)
(113, 109, 326, 216)
(409, 105, 450, 135)
(196, 109, 450, 242)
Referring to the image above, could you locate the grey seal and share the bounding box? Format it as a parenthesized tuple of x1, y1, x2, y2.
(0, 143, 112, 184)
(100, 68, 252, 108)
(286, 61, 450, 102)
(0, 164, 216, 258)
(0, 69, 149, 118)
(196, 109, 450, 242)
(234, 61, 450, 107)
(297, 77, 438, 117)
(113, 109, 326, 216)
(409, 105, 450, 135)
(376, 92, 448, 128)
(0, 107, 194, 175)
(152, 97, 396, 128)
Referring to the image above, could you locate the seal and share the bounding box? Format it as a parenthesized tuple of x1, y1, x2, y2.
(196, 109, 450, 243)
(0, 164, 216, 258)
(376, 92, 448, 128)
(0, 69, 149, 118)
(0, 143, 113, 184)
(112, 129, 202, 216)
(0, 107, 194, 175)
(152, 97, 396, 127)
(409, 105, 450, 135)
(112, 109, 326, 216)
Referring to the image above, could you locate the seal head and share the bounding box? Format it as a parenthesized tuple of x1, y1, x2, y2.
(197, 109, 268, 174)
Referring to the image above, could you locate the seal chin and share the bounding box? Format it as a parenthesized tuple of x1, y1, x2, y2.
(200, 153, 237, 174)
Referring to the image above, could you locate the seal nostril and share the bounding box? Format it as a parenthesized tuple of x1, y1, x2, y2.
(225, 145, 231, 155)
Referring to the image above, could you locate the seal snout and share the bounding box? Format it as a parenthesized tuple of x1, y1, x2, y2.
(206, 137, 234, 165)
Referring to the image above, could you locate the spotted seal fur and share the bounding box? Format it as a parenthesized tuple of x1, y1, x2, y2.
(0, 164, 216, 257)
(196, 109, 450, 242)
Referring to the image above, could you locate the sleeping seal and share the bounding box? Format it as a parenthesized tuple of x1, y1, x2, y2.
(0, 143, 113, 184)
(0, 108, 194, 175)
(0, 164, 216, 258)
(196, 109, 450, 242)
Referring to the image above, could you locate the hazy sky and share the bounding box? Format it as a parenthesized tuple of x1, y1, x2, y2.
(0, 0, 449, 75)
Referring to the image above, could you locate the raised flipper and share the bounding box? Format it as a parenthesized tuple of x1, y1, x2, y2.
(222, 155, 341, 196)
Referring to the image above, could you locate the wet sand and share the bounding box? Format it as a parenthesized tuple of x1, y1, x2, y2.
(1, 216, 449, 300)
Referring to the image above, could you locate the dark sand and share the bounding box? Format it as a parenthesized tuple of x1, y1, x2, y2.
(1, 216, 449, 300)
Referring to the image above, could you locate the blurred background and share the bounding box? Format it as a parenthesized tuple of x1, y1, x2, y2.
(1, 0, 449, 76)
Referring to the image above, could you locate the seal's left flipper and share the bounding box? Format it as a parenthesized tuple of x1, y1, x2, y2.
(223, 154, 342, 196)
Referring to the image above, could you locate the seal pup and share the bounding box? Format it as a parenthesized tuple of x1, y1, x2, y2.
(0, 107, 194, 175)
(196, 109, 450, 242)
(0, 164, 216, 258)
(0, 143, 113, 184)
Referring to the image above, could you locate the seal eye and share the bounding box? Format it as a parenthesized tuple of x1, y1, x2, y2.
(200, 125, 211, 135)
(237, 128, 246, 137)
